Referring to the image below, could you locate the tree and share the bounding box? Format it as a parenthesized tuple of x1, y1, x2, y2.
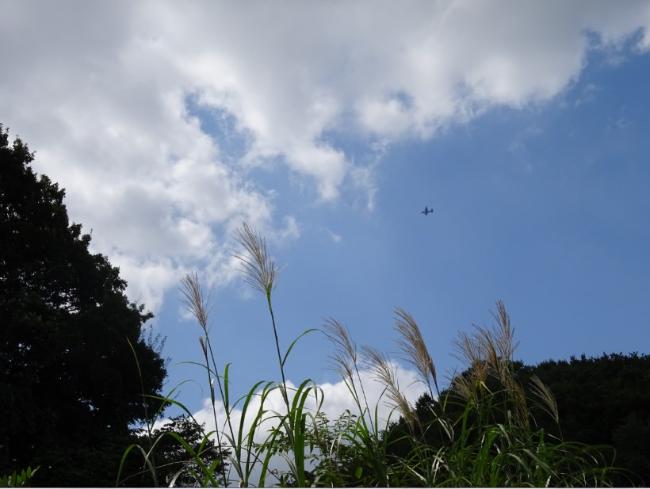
(138, 415, 229, 487)
(518, 353, 650, 485)
(389, 352, 650, 486)
(0, 125, 167, 486)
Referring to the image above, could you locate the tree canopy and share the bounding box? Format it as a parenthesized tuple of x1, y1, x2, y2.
(142, 415, 229, 487)
(0, 125, 167, 486)
(387, 352, 650, 486)
(519, 353, 650, 485)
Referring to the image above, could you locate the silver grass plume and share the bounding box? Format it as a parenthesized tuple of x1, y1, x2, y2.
(234, 222, 278, 296)
(394, 307, 439, 397)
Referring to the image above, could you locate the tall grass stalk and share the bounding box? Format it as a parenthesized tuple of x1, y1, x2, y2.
(235, 222, 321, 487)
(116, 338, 168, 487)
(323, 318, 375, 433)
(394, 307, 440, 399)
(322, 319, 402, 486)
(234, 224, 289, 409)
(179, 273, 232, 486)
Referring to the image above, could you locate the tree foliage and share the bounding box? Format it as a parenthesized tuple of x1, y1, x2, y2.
(389, 352, 650, 486)
(0, 126, 167, 486)
(519, 353, 650, 485)
(144, 415, 229, 487)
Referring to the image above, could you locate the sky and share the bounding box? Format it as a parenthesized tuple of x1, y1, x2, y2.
(2, 1, 650, 426)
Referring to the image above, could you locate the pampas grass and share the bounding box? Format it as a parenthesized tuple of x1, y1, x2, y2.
(394, 307, 440, 398)
(116, 226, 619, 487)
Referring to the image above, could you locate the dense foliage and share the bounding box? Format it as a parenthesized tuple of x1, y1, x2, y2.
(118, 415, 229, 487)
(521, 353, 650, 485)
(387, 353, 650, 486)
(152, 415, 229, 486)
(0, 126, 166, 486)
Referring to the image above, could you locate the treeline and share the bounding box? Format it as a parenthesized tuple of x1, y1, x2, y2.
(387, 353, 650, 486)
(523, 353, 650, 484)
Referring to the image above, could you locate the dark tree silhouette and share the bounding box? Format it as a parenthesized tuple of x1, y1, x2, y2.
(388, 352, 650, 486)
(518, 353, 650, 486)
(0, 125, 167, 486)
(141, 415, 229, 487)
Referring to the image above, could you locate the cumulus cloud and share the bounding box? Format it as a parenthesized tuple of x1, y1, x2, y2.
(155, 363, 426, 480)
(175, 364, 427, 481)
(2, 1, 649, 309)
(326, 229, 343, 244)
(149, 363, 427, 481)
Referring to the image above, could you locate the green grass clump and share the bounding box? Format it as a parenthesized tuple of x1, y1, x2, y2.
(0, 466, 39, 487)
(117, 224, 621, 487)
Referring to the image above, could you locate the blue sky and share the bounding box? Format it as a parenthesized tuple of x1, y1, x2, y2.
(1, 2, 649, 420)
(159, 45, 650, 414)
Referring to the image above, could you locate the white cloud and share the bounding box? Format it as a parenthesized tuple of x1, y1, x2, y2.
(272, 216, 302, 244)
(326, 229, 343, 244)
(173, 364, 427, 482)
(2, 1, 650, 309)
(110, 254, 181, 312)
(186, 365, 427, 443)
(314, 364, 428, 425)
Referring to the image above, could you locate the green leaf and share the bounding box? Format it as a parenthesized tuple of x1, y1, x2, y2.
(281, 328, 318, 367)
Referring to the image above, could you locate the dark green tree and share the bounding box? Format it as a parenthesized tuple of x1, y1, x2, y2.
(133, 415, 229, 487)
(0, 125, 167, 486)
(519, 353, 650, 485)
(389, 353, 650, 486)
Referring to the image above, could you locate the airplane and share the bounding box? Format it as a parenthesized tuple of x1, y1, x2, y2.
(421, 206, 434, 216)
